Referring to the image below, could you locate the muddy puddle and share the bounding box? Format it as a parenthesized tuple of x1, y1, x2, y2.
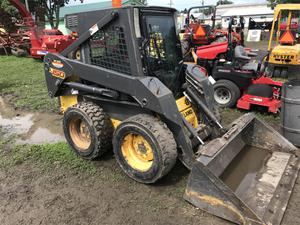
(220, 146, 271, 196)
(0, 97, 64, 144)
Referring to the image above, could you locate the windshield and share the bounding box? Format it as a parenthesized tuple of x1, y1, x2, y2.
(143, 14, 183, 94)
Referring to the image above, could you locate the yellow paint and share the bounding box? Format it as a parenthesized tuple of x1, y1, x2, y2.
(268, 4, 300, 73)
(268, 4, 300, 50)
(185, 189, 247, 225)
(176, 96, 198, 128)
(269, 44, 300, 65)
(49, 68, 65, 79)
(121, 133, 154, 172)
(111, 119, 121, 128)
(60, 95, 78, 113)
(191, 49, 198, 64)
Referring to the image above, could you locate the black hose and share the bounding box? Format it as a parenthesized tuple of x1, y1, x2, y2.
(64, 82, 119, 99)
(186, 87, 222, 129)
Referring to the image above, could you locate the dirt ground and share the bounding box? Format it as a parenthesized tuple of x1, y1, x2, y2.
(0, 106, 299, 225)
(0, 41, 299, 225)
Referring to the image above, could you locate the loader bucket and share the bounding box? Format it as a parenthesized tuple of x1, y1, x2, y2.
(184, 113, 299, 225)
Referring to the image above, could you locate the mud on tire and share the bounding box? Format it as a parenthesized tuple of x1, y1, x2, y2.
(63, 102, 113, 160)
(113, 114, 177, 184)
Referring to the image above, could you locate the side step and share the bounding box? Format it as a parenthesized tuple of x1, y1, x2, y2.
(184, 113, 299, 225)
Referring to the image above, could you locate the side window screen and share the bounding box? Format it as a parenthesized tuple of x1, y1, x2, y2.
(89, 26, 131, 75)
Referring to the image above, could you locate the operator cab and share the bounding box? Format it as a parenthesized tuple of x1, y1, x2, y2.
(139, 9, 184, 95)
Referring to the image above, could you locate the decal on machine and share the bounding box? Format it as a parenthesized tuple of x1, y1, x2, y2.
(37, 50, 49, 55)
(52, 60, 64, 69)
(89, 24, 99, 35)
(49, 67, 65, 79)
(273, 54, 295, 60)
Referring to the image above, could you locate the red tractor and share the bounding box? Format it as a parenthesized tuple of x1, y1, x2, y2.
(9, 0, 76, 59)
(182, 5, 243, 47)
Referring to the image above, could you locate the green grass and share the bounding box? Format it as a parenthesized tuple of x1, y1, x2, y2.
(0, 140, 97, 175)
(0, 56, 58, 111)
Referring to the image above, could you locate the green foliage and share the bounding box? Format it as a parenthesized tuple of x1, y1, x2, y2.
(268, 0, 300, 5)
(0, 142, 97, 174)
(135, 0, 147, 5)
(0, 56, 58, 111)
(29, 0, 82, 29)
(216, 0, 233, 6)
(0, 0, 17, 14)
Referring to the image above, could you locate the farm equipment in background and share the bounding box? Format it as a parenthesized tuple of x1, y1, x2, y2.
(7, 0, 76, 58)
(181, 5, 244, 56)
(194, 17, 283, 113)
(267, 4, 300, 78)
(0, 28, 10, 55)
(44, 6, 299, 225)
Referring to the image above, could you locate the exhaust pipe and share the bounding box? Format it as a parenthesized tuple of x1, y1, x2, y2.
(184, 113, 299, 225)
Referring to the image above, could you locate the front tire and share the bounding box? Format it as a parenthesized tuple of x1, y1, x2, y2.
(63, 102, 113, 159)
(113, 114, 177, 184)
(213, 79, 241, 108)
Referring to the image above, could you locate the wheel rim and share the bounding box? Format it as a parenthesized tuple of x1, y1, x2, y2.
(69, 118, 91, 151)
(214, 87, 232, 105)
(121, 133, 154, 172)
(75, 50, 81, 60)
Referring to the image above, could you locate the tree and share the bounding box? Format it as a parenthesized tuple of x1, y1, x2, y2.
(2, 0, 83, 29)
(216, 0, 233, 5)
(268, 0, 300, 7)
(136, 0, 147, 4)
(34, 0, 83, 29)
(0, 0, 18, 15)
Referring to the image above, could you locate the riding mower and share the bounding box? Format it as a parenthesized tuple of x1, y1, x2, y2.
(44, 6, 299, 225)
(194, 17, 283, 113)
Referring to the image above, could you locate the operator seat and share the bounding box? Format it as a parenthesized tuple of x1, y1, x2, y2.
(234, 46, 264, 72)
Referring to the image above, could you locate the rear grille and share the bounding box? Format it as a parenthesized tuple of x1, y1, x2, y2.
(66, 15, 78, 28)
(89, 26, 131, 75)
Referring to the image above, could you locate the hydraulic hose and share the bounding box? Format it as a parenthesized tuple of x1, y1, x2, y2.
(185, 87, 223, 129)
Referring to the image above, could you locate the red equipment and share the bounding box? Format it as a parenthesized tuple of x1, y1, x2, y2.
(237, 77, 282, 113)
(196, 42, 228, 60)
(195, 17, 283, 114)
(9, 0, 76, 58)
(183, 5, 243, 47)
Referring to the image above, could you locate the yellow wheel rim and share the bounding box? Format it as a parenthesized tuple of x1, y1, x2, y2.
(69, 118, 91, 151)
(75, 50, 81, 60)
(121, 133, 154, 172)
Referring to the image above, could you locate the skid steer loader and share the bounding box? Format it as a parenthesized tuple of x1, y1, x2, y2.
(44, 6, 299, 225)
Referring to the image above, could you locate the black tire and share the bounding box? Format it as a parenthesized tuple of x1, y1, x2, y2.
(213, 79, 241, 108)
(273, 68, 281, 78)
(63, 102, 113, 160)
(280, 68, 288, 79)
(246, 84, 273, 98)
(113, 114, 177, 184)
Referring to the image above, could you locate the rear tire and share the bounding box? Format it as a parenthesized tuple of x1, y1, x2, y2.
(113, 114, 177, 184)
(213, 80, 241, 108)
(281, 68, 288, 78)
(63, 102, 113, 159)
(273, 68, 281, 77)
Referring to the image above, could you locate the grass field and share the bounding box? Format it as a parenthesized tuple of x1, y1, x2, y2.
(0, 56, 58, 111)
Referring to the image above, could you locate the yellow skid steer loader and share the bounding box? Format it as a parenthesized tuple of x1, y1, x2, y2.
(44, 6, 299, 225)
